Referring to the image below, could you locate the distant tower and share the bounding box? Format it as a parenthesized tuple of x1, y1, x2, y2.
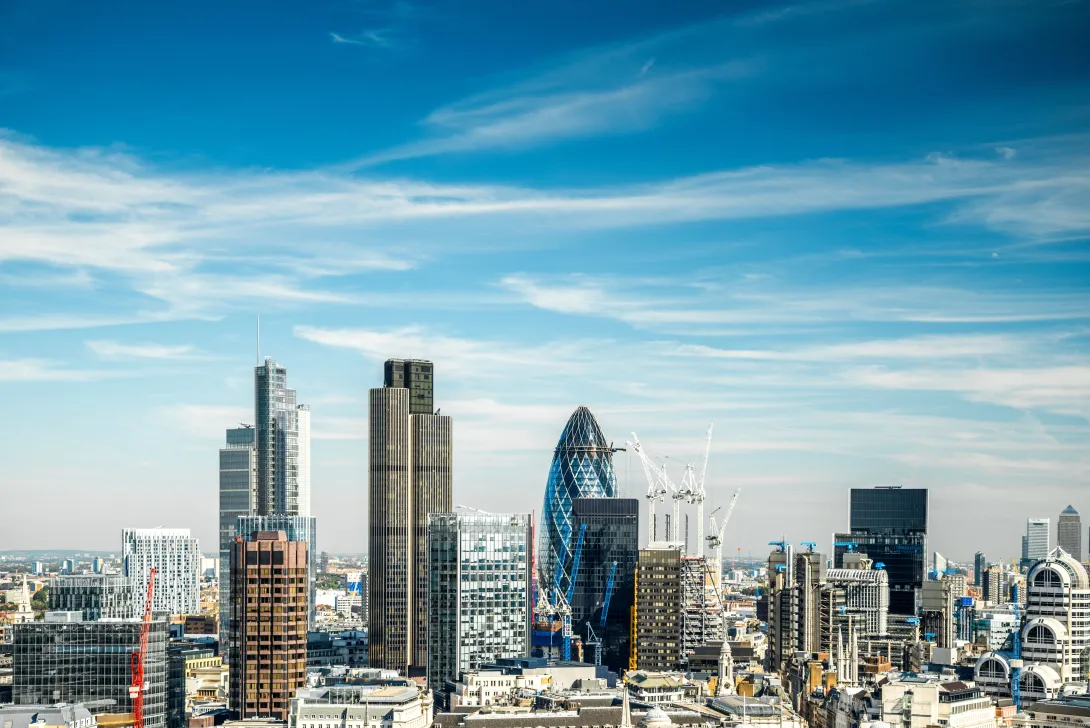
(1058, 506, 1082, 561)
(1023, 518, 1050, 567)
(219, 426, 256, 647)
(974, 551, 986, 587)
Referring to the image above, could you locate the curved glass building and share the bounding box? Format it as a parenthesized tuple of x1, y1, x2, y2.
(540, 406, 617, 597)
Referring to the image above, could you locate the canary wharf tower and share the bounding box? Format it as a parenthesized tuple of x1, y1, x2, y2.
(540, 406, 617, 598)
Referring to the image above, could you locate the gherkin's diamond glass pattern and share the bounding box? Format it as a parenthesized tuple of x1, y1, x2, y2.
(540, 406, 616, 598)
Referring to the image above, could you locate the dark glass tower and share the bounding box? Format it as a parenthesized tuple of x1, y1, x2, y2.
(384, 359, 434, 415)
(834, 486, 927, 616)
(974, 551, 986, 587)
(540, 407, 617, 600)
(570, 497, 638, 672)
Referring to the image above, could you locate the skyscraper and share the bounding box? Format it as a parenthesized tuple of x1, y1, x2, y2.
(540, 406, 617, 601)
(833, 486, 927, 615)
(237, 514, 317, 628)
(122, 528, 201, 616)
(219, 426, 256, 643)
(570, 497, 638, 672)
(632, 545, 683, 672)
(254, 357, 310, 517)
(368, 359, 452, 675)
(974, 551, 986, 587)
(1058, 505, 1082, 561)
(228, 531, 308, 721)
(297, 405, 311, 517)
(426, 511, 531, 691)
(1024, 518, 1050, 565)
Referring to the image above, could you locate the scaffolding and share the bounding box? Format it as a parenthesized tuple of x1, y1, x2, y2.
(681, 556, 723, 664)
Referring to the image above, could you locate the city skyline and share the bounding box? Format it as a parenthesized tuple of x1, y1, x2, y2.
(2, 0, 1088, 559)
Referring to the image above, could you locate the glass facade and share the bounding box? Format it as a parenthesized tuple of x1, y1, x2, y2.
(426, 512, 531, 691)
(383, 359, 434, 415)
(236, 515, 317, 629)
(835, 486, 928, 616)
(219, 426, 256, 648)
(540, 406, 617, 600)
(13, 619, 168, 728)
(49, 575, 135, 621)
(254, 357, 300, 517)
(570, 497, 638, 672)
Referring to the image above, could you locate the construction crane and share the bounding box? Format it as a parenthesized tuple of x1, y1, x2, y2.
(628, 433, 669, 541)
(600, 561, 617, 634)
(679, 423, 714, 554)
(834, 541, 858, 553)
(130, 568, 156, 728)
(769, 539, 789, 553)
(555, 523, 588, 661)
(801, 541, 817, 553)
(706, 488, 741, 590)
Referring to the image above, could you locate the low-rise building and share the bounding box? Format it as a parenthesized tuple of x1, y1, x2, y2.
(0, 703, 99, 728)
(880, 677, 995, 728)
(290, 686, 430, 728)
(1017, 696, 1090, 728)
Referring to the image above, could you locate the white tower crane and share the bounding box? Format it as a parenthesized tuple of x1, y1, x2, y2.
(680, 423, 713, 556)
(628, 433, 669, 543)
(706, 487, 741, 590)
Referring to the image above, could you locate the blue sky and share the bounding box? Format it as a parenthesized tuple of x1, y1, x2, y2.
(1, 0, 1088, 560)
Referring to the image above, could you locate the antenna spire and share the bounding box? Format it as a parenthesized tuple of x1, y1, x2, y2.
(257, 314, 261, 365)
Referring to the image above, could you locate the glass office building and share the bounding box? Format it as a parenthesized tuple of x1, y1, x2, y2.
(255, 357, 300, 517)
(834, 486, 927, 616)
(48, 575, 135, 621)
(219, 426, 256, 648)
(540, 407, 617, 600)
(570, 497, 638, 672)
(13, 618, 168, 728)
(237, 515, 317, 629)
(426, 512, 531, 691)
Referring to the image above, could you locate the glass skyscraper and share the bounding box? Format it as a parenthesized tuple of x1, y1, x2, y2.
(540, 406, 617, 599)
(254, 357, 310, 517)
(426, 512, 531, 691)
(834, 486, 927, 616)
(219, 426, 256, 645)
(1058, 505, 1081, 561)
(570, 497, 638, 672)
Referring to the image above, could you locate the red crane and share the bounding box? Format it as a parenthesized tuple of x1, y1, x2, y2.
(129, 568, 156, 728)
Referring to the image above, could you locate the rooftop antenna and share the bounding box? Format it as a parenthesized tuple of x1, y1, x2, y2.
(256, 314, 261, 365)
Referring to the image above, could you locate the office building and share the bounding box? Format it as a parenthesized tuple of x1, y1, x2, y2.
(983, 567, 1005, 604)
(12, 616, 168, 728)
(975, 547, 1090, 702)
(255, 357, 310, 517)
(540, 406, 617, 604)
(632, 545, 682, 671)
(974, 552, 986, 587)
(368, 360, 452, 675)
(48, 575, 134, 620)
(569, 497, 638, 672)
(821, 553, 889, 647)
(383, 358, 434, 415)
(767, 547, 825, 675)
(122, 528, 201, 616)
(1058, 505, 1082, 561)
(426, 512, 531, 690)
(228, 531, 308, 721)
(237, 515, 317, 628)
(834, 486, 927, 615)
(1023, 518, 1051, 568)
(220, 426, 256, 645)
(297, 405, 311, 518)
(289, 685, 431, 728)
(920, 580, 956, 648)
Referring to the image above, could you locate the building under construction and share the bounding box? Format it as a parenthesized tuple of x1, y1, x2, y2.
(681, 556, 722, 666)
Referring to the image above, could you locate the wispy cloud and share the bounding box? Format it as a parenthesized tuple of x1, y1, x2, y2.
(160, 404, 252, 438)
(330, 29, 395, 48)
(0, 358, 110, 382)
(86, 340, 207, 360)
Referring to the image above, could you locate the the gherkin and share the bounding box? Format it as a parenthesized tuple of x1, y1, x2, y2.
(540, 406, 617, 598)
